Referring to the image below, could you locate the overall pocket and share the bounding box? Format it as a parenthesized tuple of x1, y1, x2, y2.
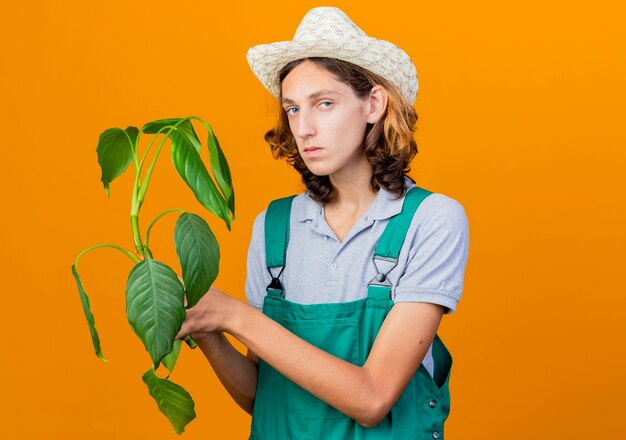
(281, 316, 360, 420)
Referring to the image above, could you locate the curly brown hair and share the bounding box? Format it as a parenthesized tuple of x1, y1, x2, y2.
(264, 57, 419, 204)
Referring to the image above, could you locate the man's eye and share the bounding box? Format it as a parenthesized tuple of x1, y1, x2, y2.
(285, 102, 331, 114)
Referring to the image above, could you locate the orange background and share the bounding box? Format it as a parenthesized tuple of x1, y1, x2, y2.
(1, 0, 624, 438)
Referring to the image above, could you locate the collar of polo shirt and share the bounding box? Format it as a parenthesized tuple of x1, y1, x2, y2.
(296, 176, 414, 223)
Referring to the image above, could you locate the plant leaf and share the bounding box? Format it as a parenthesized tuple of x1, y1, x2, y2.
(142, 117, 232, 229)
(125, 259, 185, 369)
(96, 126, 138, 196)
(141, 118, 202, 153)
(161, 339, 182, 377)
(141, 118, 235, 230)
(174, 213, 220, 308)
(169, 130, 232, 230)
(142, 367, 196, 434)
(205, 125, 235, 218)
(71, 265, 108, 362)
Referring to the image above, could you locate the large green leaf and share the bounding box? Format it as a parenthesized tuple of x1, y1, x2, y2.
(141, 118, 202, 153)
(205, 125, 235, 218)
(125, 259, 185, 369)
(161, 339, 182, 377)
(174, 213, 220, 308)
(71, 265, 108, 362)
(170, 130, 232, 230)
(96, 126, 138, 196)
(142, 117, 232, 229)
(142, 367, 196, 434)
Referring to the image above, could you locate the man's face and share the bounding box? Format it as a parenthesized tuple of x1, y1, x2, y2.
(280, 60, 371, 179)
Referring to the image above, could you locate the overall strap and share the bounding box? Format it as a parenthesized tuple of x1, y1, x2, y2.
(264, 194, 297, 296)
(368, 186, 433, 300)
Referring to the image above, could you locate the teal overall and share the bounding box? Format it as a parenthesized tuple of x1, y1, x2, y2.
(249, 186, 453, 440)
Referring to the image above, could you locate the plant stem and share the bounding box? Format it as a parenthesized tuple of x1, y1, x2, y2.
(74, 243, 140, 267)
(183, 335, 197, 349)
(130, 124, 180, 256)
(123, 129, 140, 175)
(130, 156, 144, 257)
(136, 133, 172, 207)
(130, 121, 189, 257)
(145, 208, 187, 249)
(138, 125, 179, 175)
(136, 118, 192, 208)
(130, 214, 144, 257)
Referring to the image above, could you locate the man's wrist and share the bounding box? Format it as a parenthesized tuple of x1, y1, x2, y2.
(226, 300, 252, 339)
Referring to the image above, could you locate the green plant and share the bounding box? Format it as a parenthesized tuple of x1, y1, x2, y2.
(71, 117, 234, 434)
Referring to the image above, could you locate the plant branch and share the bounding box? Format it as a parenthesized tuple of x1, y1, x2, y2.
(123, 129, 140, 175)
(136, 133, 172, 208)
(145, 208, 187, 249)
(137, 118, 193, 208)
(74, 243, 140, 267)
(130, 123, 184, 256)
(138, 125, 178, 175)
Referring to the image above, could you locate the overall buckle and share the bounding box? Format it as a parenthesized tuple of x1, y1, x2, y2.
(266, 265, 285, 296)
(266, 277, 283, 291)
(368, 255, 397, 287)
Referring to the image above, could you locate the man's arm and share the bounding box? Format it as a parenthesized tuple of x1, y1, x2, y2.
(193, 332, 259, 415)
(227, 300, 444, 428)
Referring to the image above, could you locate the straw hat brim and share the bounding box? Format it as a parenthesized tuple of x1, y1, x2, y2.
(246, 36, 418, 105)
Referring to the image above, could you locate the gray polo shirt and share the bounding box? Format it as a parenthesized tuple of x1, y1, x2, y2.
(245, 176, 470, 377)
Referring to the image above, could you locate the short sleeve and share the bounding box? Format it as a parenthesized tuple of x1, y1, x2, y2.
(393, 197, 470, 314)
(245, 209, 271, 311)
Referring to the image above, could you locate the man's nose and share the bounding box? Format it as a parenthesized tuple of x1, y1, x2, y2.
(296, 108, 316, 139)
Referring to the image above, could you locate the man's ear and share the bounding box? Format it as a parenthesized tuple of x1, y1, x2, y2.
(365, 85, 389, 124)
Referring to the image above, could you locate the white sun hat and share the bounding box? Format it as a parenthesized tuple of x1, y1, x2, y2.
(246, 6, 419, 105)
